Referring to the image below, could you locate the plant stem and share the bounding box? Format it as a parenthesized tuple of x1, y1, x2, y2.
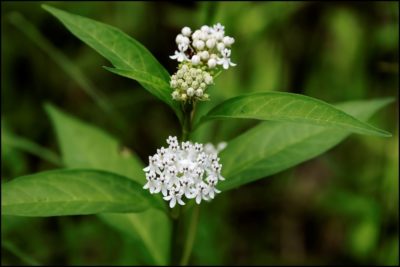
(170, 101, 200, 265)
(179, 205, 200, 266)
(181, 102, 194, 141)
(170, 206, 182, 265)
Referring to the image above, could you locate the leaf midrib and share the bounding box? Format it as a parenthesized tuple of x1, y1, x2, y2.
(3, 199, 146, 207)
(73, 17, 168, 81)
(207, 113, 387, 136)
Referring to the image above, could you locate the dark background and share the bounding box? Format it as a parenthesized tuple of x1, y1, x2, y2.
(1, 1, 399, 265)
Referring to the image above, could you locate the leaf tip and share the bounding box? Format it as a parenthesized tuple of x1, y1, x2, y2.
(102, 66, 115, 73)
(41, 4, 52, 12)
(380, 131, 393, 138)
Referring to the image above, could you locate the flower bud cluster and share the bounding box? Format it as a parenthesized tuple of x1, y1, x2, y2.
(170, 63, 213, 101)
(169, 23, 236, 102)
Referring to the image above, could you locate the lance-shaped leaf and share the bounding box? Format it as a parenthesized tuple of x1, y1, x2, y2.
(219, 98, 394, 191)
(200, 92, 391, 137)
(42, 5, 182, 123)
(104, 67, 173, 107)
(45, 104, 170, 265)
(1, 169, 163, 217)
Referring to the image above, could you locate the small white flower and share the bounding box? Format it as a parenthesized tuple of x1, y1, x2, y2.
(175, 34, 184, 44)
(214, 31, 224, 41)
(194, 182, 209, 204)
(170, 79, 178, 88)
(217, 48, 236, 69)
(163, 190, 185, 208)
(213, 23, 225, 33)
(198, 31, 207, 41)
(187, 87, 195, 96)
(192, 30, 201, 39)
(207, 58, 217, 68)
(171, 91, 179, 100)
(200, 51, 210, 60)
(143, 164, 157, 175)
(143, 173, 159, 194)
(170, 50, 188, 62)
(178, 43, 188, 52)
(207, 186, 221, 199)
(194, 40, 205, 50)
(216, 42, 225, 51)
(191, 55, 201, 65)
(181, 26, 192, 36)
(223, 36, 235, 46)
(195, 89, 203, 97)
(206, 38, 216, 49)
(181, 36, 190, 45)
(204, 73, 213, 84)
(143, 136, 226, 208)
(201, 25, 210, 32)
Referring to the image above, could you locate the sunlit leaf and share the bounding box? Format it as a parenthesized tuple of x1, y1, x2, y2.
(200, 92, 391, 137)
(219, 98, 394, 190)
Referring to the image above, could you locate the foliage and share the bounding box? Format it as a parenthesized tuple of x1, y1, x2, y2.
(1, 2, 398, 265)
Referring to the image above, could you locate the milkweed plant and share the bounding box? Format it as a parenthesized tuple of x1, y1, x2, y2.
(1, 5, 394, 266)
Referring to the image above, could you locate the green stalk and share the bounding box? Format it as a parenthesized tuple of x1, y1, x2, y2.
(170, 101, 200, 265)
(179, 205, 200, 266)
(170, 206, 182, 265)
(181, 102, 194, 141)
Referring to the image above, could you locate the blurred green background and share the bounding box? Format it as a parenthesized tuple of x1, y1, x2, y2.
(1, 1, 398, 265)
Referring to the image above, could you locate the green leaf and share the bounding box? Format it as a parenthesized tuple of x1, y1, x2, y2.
(8, 13, 127, 131)
(1, 169, 160, 217)
(219, 98, 394, 191)
(45, 104, 144, 181)
(42, 5, 182, 123)
(104, 67, 173, 109)
(45, 104, 170, 265)
(98, 212, 170, 265)
(2, 126, 62, 166)
(200, 92, 392, 137)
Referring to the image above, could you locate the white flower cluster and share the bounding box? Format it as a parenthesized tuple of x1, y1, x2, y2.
(143, 136, 226, 208)
(170, 23, 236, 70)
(170, 63, 212, 101)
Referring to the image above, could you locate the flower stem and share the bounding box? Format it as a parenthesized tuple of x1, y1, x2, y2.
(181, 102, 194, 141)
(171, 207, 182, 265)
(179, 205, 200, 266)
(171, 101, 199, 265)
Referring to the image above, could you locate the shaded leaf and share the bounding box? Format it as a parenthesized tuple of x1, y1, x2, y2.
(2, 126, 61, 166)
(104, 67, 173, 109)
(45, 104, 170, 265)
(1, 169, 161, 216)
